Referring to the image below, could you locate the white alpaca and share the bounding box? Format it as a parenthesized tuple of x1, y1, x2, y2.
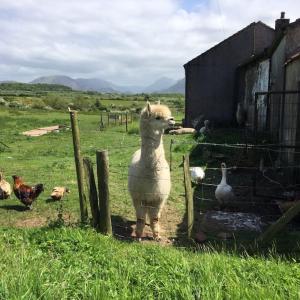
(128, 103, 175, 239)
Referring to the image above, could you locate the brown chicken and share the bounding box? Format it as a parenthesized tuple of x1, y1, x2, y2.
(12, 175, 44, 209)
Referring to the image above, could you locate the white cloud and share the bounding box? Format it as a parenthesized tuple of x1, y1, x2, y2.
(0, 0, 300, 85)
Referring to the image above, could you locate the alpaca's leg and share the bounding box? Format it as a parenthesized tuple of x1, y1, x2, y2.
(148, 207, 161, 240)
(135, 206, 146, 238)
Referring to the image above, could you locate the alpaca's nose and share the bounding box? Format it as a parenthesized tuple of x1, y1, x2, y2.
(168, 117, 175, 125)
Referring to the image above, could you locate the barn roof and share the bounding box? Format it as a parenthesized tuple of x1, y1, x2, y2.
(184, 21, 274, 67)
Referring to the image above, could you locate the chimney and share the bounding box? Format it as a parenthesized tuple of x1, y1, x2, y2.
(275, 11, 290, 33)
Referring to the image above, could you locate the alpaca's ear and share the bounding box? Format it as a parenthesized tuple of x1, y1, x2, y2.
(146, 101, 151, 116)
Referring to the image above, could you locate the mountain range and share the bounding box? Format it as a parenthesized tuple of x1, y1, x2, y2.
(29, 75, 184, 94)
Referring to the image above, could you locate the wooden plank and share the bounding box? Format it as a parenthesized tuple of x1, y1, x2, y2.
(257, 200, 300, 243)
(96, 150, 112, 235)
(183, 154, 194, 239)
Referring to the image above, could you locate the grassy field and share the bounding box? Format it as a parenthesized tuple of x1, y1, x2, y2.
(1, 106, 300, 299)
(0, 83, 184, 113)
(0, 106, 189, 232)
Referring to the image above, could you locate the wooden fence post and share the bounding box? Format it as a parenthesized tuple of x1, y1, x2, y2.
(115, 114, 117, 125)
(183, 154, 194, 239)
(69, 110, 88, 223)
(125, 113, 128, 132)
(83, 157, 100, 229)
(107, 112, 110, 126)
(257, 200, 300, 244)
(169, 139, 174, 171)
(96, 150, 112, 235)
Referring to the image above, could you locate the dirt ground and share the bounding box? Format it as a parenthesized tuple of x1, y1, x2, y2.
(7, 203, 185, 246)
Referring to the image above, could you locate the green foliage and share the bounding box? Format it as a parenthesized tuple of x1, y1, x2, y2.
(127, 125, 140, 135)
(43, 94, 68, 110)
(0, 82, 72, 92)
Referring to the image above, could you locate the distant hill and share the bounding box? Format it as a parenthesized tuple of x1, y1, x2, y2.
(30, 75, 79, 90)
(143, 77, 176, 93)
(0, 82, 72, 92)
(74, 78, 117, 93)
(159, 78, 185, 94)
(31, 75, 122, 93)
(30, 75, 182, 93)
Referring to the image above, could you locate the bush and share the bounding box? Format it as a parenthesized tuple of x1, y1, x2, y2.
(127, 125, 139, 135)
(31, 99, 46, 109)
(43, 95, 68, 110)
(72, 96, 89, 111)
(8, 101, 24, 108)
(0, 97, 8, 106)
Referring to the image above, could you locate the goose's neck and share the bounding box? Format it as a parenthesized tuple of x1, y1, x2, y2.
(221, 167, 227, 185)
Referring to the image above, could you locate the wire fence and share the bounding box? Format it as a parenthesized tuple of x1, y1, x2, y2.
(97, 128, 300, 243)
(1, 107, 299, 245)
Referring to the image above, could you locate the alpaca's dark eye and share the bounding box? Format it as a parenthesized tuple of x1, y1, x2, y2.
(155, 116, 161, 120)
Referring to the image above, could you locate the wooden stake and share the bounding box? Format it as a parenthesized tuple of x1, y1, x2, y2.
(183, 154, 194, 239)
(69, 110, 88, 223)
(83, 157, 100, 229)
(169, 139, 173, 172)
(100, 113, 104, 129)
(125, 113, 128, 132)
(257, 200, 300, 243)
(96, 150, 112, 235)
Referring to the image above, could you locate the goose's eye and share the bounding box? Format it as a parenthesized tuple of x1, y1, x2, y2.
(155, 116, 162, 120)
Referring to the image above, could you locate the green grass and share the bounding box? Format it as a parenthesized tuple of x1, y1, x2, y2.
(0, 226, 300, 300)
(0, 107, 188, 229)
(1, 106, 300, 299)
(1, 88, 184, 113)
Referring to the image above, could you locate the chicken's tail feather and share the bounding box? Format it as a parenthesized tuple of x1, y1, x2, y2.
(34, 184, 44, 197)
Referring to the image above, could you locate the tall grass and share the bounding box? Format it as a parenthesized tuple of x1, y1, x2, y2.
(0, 227, 299, 299)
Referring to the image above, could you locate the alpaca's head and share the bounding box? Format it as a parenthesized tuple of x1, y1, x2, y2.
(140, 102, 175, 133)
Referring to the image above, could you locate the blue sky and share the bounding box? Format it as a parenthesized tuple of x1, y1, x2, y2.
(180, 0, 208, 11)
(0, 0, 299, 86)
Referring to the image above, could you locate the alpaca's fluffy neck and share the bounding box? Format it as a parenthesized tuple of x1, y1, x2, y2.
(140, 123, 165, 169)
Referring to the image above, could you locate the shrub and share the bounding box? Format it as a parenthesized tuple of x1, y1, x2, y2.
(31, 99, 46, 109)
(8, 101, 24, 108)
(127, 125, 139, 135)
(43, 95, 68, 110)
(0, 97, 8, 106)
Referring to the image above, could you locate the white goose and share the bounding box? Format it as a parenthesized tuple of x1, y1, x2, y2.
(215, 162, 234, 205)
(190, 167, 205, 184)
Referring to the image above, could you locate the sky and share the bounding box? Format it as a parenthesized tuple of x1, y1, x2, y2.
(0, 0, 300, 86)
